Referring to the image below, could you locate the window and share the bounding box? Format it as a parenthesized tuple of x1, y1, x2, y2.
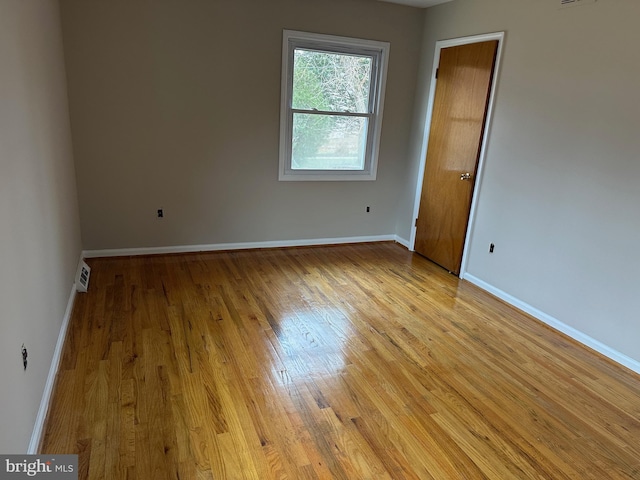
(279, 30, 389, 181)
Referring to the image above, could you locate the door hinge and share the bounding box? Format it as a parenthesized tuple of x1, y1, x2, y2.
(415, 218, 418, 227)
(435, 68, 439, 79)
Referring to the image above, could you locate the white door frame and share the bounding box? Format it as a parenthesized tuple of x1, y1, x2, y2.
(409, 31, 505, 277)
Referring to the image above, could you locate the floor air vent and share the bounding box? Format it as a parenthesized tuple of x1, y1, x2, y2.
(76, 260, 91, 293)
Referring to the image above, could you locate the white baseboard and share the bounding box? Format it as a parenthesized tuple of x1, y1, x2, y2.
(394, 236, 411, 249)
(83, 234, 405, 258)
(463, 273, 640, 375)
(27, 281, 77, 454)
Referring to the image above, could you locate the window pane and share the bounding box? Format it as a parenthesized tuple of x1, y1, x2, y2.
(292, 113, 368, 170)
(292, 49, 372, 113)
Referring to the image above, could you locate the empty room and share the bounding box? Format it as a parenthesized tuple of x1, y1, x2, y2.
(1, 0, 639, 478)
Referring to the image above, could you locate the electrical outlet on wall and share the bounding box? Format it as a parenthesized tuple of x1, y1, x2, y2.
(21, 344, 28, 370)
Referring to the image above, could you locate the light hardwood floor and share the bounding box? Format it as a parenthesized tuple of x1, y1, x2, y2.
(42, 242, 640, 479)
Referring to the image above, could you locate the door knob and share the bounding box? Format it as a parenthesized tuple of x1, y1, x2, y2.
(460, 172, 472, 181)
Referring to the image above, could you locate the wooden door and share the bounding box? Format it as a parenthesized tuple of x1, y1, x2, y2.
(415, 40, 498, 274)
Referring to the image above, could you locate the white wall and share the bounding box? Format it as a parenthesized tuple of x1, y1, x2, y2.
(404, 0, 640, 364)
(60, 0, 424, 250)
(0, 0, 82, 452)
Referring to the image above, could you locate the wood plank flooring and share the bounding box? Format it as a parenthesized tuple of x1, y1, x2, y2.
(42, 242, 640, 479)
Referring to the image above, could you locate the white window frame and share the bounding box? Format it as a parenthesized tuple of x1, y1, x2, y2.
(278, 30, 390, 181)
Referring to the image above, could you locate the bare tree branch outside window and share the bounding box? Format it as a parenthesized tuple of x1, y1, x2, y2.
(291, 49, 372, 170)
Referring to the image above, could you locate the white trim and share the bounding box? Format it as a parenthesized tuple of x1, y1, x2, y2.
(463, 273, 640, 375)
(409, 32, 506, 277)
(83, 235, 403, 258)
(394, 236, 411, 249)
(28, 281, 78, 454)
(278, 30, 390, 181)
(458, 33, 505, 277)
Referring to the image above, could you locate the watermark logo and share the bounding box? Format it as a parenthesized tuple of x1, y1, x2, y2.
(0, 455, 77, 479)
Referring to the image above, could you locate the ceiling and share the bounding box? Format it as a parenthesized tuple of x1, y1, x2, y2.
(378, 0, 453, 8)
